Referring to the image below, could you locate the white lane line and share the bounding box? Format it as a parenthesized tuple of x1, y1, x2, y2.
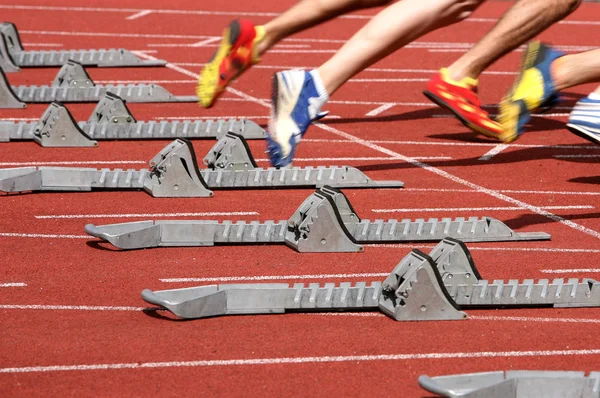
(155, 116, 269, 120)
(469, 315, 600, 323)
(2, 230, 596, 252)
(2, 349, 600, 374)
(125, 9, 152, 20)
(160, 273, 389, 283)
(22, 29, 216, 40)
(0, 156, 452, 168)
(467, 17, 600, 26)
(311, 313, 600, 324)
(173, 63, 518, 76)
(541, 269, 600, 274)
(0, 118, 39, 121)
(137, 53, 600, 240)
(366, 103, 395, 116)
(350, 78, 428, 83)
(35, 212, 259, 220)
(0, 304, 151, 311)
(0, 233, 88, 239)
(5, 5, 600, 25)
(256, 156, 452, 161)
(95, 77, 426, 84)
(2, 304, 600, 324)
(218, 97, 573, 110)
(304, 139, 600, 150)
(555, 154, 600, 158)
(0, 283, 27, 287)
(367, 244, 600, 253)
(149, 42, 310, 48)
(96, 79, 195, 84)
(372, 205, 594, 213)
(23, 43, 63, 47)
(317, 122, 600, 239)
(402, 188, 600, 196)
(190, 37, 222, 47)
(0, 161, 145, 166)
(479, 144, 510, 161)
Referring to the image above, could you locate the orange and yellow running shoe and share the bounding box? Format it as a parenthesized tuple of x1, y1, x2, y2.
(197, 20, 265, 108)
(424, 68, 504, 140)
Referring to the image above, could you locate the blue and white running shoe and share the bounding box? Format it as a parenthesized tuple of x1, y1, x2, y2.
(267, 69, 329, 167)
(567, 94, 600, 145)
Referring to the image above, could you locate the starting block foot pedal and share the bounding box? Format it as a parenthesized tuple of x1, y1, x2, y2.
(32, 102, 97, 147)
(285, 186, 363, 253)
(0, 29, 19, 72)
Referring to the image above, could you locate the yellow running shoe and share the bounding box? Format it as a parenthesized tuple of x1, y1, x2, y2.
(197, 20, 265, 108)
(498, 41, 564, 142)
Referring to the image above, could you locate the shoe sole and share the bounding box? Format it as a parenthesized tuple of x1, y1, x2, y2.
(566, 123, 600, 145)
(423, 90, 504, 140)
(197, 20, 242, 108)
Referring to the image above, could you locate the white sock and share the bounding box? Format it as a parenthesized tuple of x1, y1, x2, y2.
(309, 69, 329, 102)
(588, 92, 600, 100)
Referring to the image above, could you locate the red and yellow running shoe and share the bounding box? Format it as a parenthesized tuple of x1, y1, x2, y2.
(197, 20, 265, 108)
(424, 68, 504, 140)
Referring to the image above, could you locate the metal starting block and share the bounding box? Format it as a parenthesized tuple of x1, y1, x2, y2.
(0, 93, 266, 146)
(0, 22, 166, 72)
(0, 140, 403, 197)
(141, 237, 600, 320)
(0, 60, 196, 108)
(419, 370, 600, 397)
(84, 187, 550, 251)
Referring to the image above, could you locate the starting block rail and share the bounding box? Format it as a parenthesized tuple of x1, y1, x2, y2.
(0, 94, 266, 146)
(419, 370, 600, 398)
(141, 238, 597, 320)
(0, 139, 403, 198)
(0, 60, 195, 108)
(84, 187, 550, 251)
(0, 22, 166, 72)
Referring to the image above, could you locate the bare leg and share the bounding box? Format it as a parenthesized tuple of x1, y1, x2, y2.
(552, 49, 600, 91)
(258, 0, 393, 53)
(315, 0, 485, 95)
(447, 0, 582, 81)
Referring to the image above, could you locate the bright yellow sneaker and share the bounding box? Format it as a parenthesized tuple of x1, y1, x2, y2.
(498, 41, 563, 142)
(197, 20, 265, 108)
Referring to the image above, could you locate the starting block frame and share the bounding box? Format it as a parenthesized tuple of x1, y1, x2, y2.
(0, 22, 166, 72)
(0, 139, 404, 198)
(419, 370, 600, 397)
(0, 93, 266, 146)
(83, 187, 550, 251)
(0, 60, 196, 108)
(141, 238, 599, 321)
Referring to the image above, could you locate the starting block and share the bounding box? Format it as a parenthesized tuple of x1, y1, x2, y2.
(0, 60, 196, 108)
(0, 139, 403, 197)
(0, 22, 166, 72)
(0, 93, 266, 146)
(419, 370, 600, 397)
(84, 187, 550, 250)
(141, 237, 598, 320)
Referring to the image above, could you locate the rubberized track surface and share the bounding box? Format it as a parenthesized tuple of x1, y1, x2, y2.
(1, 1, 599, 396)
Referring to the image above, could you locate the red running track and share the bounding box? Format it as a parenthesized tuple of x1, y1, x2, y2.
(0, 0, 599, 396)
